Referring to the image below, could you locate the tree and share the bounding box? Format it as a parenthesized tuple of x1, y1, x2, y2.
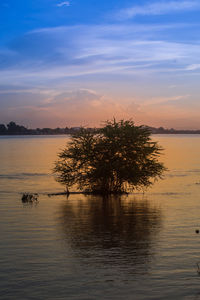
(0, 124, 7, 134)
(7, 121, 28, 134)
(7, 121, 18, 134)
(54, 119, 166, 194)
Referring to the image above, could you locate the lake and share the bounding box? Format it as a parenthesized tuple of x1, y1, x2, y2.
(1, 135, 200, 299)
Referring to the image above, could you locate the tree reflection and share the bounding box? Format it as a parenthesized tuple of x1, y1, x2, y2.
(58, 195, 162, 270)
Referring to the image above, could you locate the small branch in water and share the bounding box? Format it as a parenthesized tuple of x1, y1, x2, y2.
(197, 262, 200, 275)
(47, 191, 129, 197)
(21, 190, 130, 200)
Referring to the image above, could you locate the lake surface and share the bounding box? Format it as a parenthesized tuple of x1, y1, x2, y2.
(1, 135, 200, 299)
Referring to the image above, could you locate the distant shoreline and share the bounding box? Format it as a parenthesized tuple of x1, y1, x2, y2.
(1, 132, 200, 136)
(1, 121, 200, 135)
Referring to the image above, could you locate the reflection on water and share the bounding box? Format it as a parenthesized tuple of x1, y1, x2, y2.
(2, 135, 200, 299)
(58, 195, 161, 271)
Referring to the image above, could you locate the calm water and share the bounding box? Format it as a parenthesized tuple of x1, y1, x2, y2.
(1, 135, 200, 299)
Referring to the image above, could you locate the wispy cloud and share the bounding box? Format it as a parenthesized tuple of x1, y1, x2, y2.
(57, 1, 70, 7)
(115, 1, 200, 20)
(0, 88, 132, 127)
(0, 87, 197, 129)
(143, 95, 190, 106)
(185, 63, 200, 71)
(1, 23, 200, 85)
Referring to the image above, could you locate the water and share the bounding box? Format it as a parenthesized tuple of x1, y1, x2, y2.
(1, 135, 200, 299)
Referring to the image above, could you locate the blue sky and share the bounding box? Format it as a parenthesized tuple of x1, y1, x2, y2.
(1, 0, 200, 128)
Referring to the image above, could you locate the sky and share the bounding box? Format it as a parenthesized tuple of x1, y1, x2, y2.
(0, 0, 200, 129)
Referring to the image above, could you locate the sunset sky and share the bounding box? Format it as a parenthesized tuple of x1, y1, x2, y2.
(1, 0, 200, 129)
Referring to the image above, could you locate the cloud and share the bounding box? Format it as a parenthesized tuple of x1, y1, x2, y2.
(143, 95, 190, 106)
(115, 1, 200, 20)
(185, 64, 200, 71)
(0, 87, 200, 129)
(1, 23, 200, 87)
(0, 4, 200, 130)
(57, 1, 70, 7)
(1, 23, 200, 130)
(0, 89, 135, 127)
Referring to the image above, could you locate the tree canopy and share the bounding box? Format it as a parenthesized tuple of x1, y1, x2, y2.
(54, 119, 166, 194)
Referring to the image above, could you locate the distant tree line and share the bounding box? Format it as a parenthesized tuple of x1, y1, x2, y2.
(0, 121, 85, 135)
(0, 121, 200, 135)
(149, 126, 200, 134)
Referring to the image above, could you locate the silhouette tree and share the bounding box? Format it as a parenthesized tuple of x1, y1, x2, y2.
(54, 119, 165, 194)
(7, 121, 18, 133)
(7, 121, 28, 134)
(0, 124, 7, 134)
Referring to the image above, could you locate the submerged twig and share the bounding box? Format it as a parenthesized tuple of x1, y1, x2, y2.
(197, 262, 200, 275)
(47, 191, 129, 197)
